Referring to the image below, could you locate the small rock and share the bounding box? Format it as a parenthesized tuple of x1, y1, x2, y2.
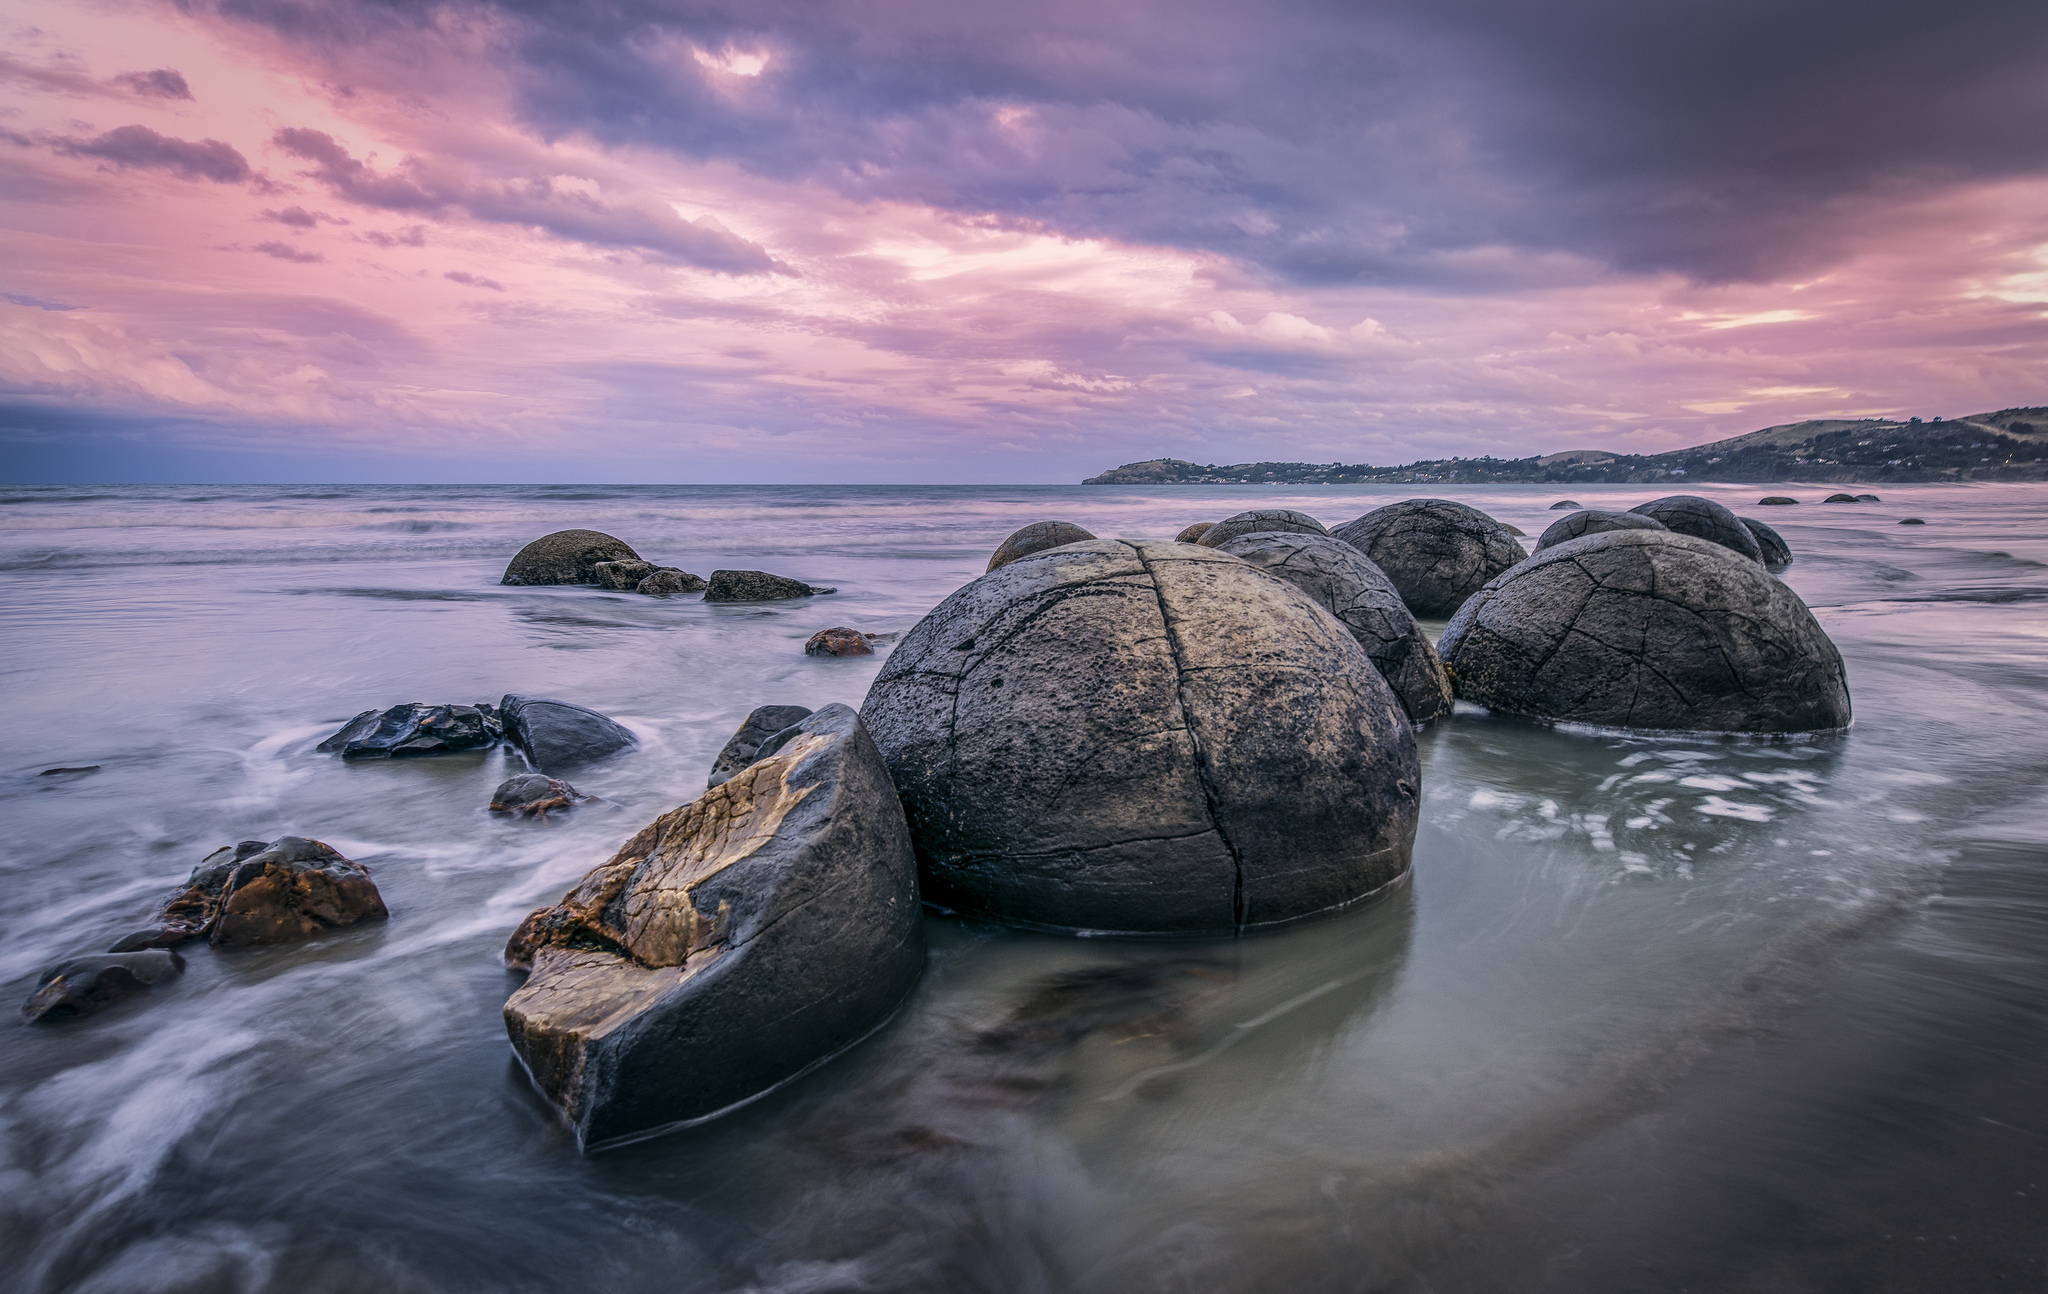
(704, 570, 835, 602)
(1899, 517, 1927, 525)
(1549, 500, 1583, 510)
(500, 694, 637, 770)
(1174, 522, 1215, 544)
(590, 559, 659, 590)
(1196, 509, 1329, 548)
(490, 773, 587, 818)
(1740, 516, 1793, 570)
(1856, 493, 1882, 502)
(1627, 495, 1765, 563)
(1536, 510, 1668, 551)
(21, 950, 184, 1022)
(1759, 496, 1799, 505)
(636, 568, 707, 596)
(502, 530, 640, 586)
(987, 521, 1097, 572)
(709, 705, 815, 788)
(120, 838, 388, 951)
(805, 626, 876, 657)
(38, 765, 100, 776)
(1824, 493, 1860, 503)
(317, 703, 501, 759)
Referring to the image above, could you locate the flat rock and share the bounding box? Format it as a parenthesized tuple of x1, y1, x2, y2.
(1438, 530, 1852, 733)
(21, 950, 184, 1022)
(1174, 522, 1215, 544)
(1195, 509, 1328, 548)
(1536, 509, 1668, 552)
(987, 521, 1097, 573)
(500, 694, 637, 770)
(1215, 531, 1453, 725)
(636, 568, 706, 596)
(317, 703, 501, 759)
(1627, 495, 1765, 563)
(1549, 500, 1583, 510)
(805, 626, 875, 657)
(1759, 496, 1799, 505)
(502, 530, 639, 586)
(709, 705, 815, 788)
(1741, 516, 1793, 570)
(491, 774, 588, 818)
(1332, 499, 1528, 618)
(704, 570, 835, 602)
(861, 540, 1419, 934)
(118, 837, 389, 951)
(591, 559, 659, 590)
(502, 704, 924, 1148)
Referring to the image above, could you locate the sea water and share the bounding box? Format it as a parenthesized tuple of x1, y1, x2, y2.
(1, 482, 2044, 1292)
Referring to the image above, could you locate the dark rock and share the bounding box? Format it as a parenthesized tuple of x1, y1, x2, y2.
(1174, 522, 1215, 544)
(317, 703, 501, 758)
(806, 626, 876, 657)
(1899, 517, 1927, 525)
(987, 521, 1097, 573)
(38, 765, 100, 776)
(1438, 530, 1852, 733)
(1549, 500, 1583, 510)
(502, 704, 924, 1148)
(861, 540, 1419, 934)
(709, 705, 815, 788)
(1626, 495, 1765, 562)
(491, 774, 588, 818)
(1214, 532, 1453, 725)
(500, 694, 637, 770)
(21, 950, 183, 1022)
(1824, 493, 1860, 503)
(502, 530, 639, 586)
(1537, 509, 1668, 551)
(1195, 508, 1328, 548)
(704, 570, 835, 601)
(591, 559, 659, 590)
(1759, 496, 1800, 505)
(1741, 516, 1793, 570)
(123, 837, 389, 951)
(1331, 499, 1528, 618)
(636, 568, 706, 596)
(1856, 493, 1882, 502)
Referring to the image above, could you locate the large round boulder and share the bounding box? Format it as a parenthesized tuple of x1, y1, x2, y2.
(1438, 530, 1851, 733)
(1535, 509, 1668, 552)
(1626, 495, 1764, 562)
(1174, 522, 1215, 544)
(1213, 532, 1452, 725)
(860, 540, 1419, 934)
(502, 530, 639, 586)
(1331, 499, 1527, 618)
(987, 521, 1097, 572)
(1195, 509, 1328, 548)
(1740, 516, 1792, 570)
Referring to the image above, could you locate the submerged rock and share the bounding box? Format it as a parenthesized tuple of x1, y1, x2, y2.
(502, 530, 639, 586)
(1900, 517, 1927, 525)
(502, 704, 924, 1148)
(1759, 496, 1799, 505)
(861, 540, 1418, 934)
(708, 705, 814, 788)
(636, 568, 706, 596)
(1536, 509, 1668, 551)
(1741, 516, 1793, 570)
(805, 626, 876, 657)
(1626, 495, 1764, 563)
(1857, 493, 1881, 502)
(704, 570, 836, 602)
(1174, 522, 1215, 544)
(1824, 493, 1860, 503)
(1214, 531, 1453, 725)
(1438, 530, 1851, 733)
(490, 774, 588, 818)
(117, 837, 389, 951)
(987, 521, 1097, 573)
(317, 703, 501, 759)
(21, 950, 184, 1022)
(1332, 499, 1527, 618)
(500, 694, 637, 770)
(1195, 508, 1328, 548)
(1549, 499, 1583, 510)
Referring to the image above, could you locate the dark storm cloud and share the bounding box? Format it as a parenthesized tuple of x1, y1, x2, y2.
(214, 0, 2048, 286)
(53, 124, 252, 182)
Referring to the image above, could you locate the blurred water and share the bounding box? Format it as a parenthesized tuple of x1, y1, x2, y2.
(1, 481, 2044, 1292)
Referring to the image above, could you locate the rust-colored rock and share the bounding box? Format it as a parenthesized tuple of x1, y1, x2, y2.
(805, 626, 876, 657)
(116, 837, 388, 951)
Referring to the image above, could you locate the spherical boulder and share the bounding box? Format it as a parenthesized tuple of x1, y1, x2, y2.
(1627, 495, 1764, 563)
(988, 521, 1097, 572)
(1549, 499, 1583, 510)
(1759, 496, 1799, 506)
(1856, 493, 1881, 502)
(502, 530, 639, 586)
(1740, 516, 1792, 570)
(1536, 509, 1668, 552)
(1174, 522, 1215, 544)
(1438, 530, 1851, 733)
(1899, 517, 1926, 525)
(1824, 493, 1860, 503)
(1195, 509, 1328, 548)
(1213, 532, 1452, 725)
(1331, 499, 1527, 618)
(860, 540, 1419, 933)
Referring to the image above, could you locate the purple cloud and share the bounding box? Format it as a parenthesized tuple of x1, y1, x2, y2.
(360, 225, 426, 247)
(444, 270, 505, 291)
(54, 125, 251, 183)
(252, 240, 324, 263)
(2, 291, 81, 311)
(111, 68, 193, 100)
(261, 205, 347, 228)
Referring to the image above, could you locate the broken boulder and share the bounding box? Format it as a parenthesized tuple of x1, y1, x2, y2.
(708, 705, 814, 788)
(317, 703, 501, 759)
(704, 570, 836, 602)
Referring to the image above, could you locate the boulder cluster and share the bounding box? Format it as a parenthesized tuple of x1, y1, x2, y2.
(502, 529, 834, 601)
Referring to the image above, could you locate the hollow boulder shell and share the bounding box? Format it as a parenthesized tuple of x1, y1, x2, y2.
(1213, 532, 1452, 725)
(1332, 499, 1527, 619)
(1195, 508, 1328, 548)
(1627, 495, 1764, 563)
(987, 521, 1097, 572)
(502, 530, 639, 586)
(1438, 530, 1851, 733)
(1535, 509, 1668, 551)
(502, 704, 923, 1149)
(860, 539, 1419, 934)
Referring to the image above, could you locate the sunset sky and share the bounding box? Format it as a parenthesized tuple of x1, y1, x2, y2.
(4, 0, 2046, 482)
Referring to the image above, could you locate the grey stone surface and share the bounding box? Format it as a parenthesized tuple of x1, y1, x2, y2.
(21, 950, 184, 1022)
(1550, 499, 1583, 510)
(1856, 493, 1881, 502)
(1215, 531, 1453, 725)
(591, 559, 659, 590)
(491, 774, 587, 817)
(316, 703, 501, 758)
(1332, 499, 1528, 618)
(1195, 509, 1329, 548)
(1759, 496, 1799, 505)
(987, 521, 1097, 573)
(1626, 495, 1765, 562)
(500, 694, 637, 770)
(1899, 518, 1926, 525)
(1174, 522, 1215, 544)
(1824, 493, 1860, 503)
(502, 530, 639, 586)
(704, 570, 835, 601)
(1536, 509, 1669, 552)
(636, 568, 706, 596)
(1438, 530, 1852, 733)
(861, 539, 1418, 934)
(1741, 516, 1793, 570)
(502, 703, 924, 1148)
(709, 705, 815, 788)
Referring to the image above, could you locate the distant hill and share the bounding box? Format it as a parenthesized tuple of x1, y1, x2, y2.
(1082, 407, 2048, 485)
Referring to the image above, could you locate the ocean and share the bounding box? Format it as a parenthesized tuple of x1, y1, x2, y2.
(2, 481, 2044, 1292)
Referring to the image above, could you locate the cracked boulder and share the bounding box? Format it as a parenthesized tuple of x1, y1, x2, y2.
(502, 530, 639, 586)
(113, 837, 389, 951)
(317, 703, 501, 758)
(1174, 522, 1215, 544)
(22, 950, 184, 1022)
(1741, 516, 1792, 570)
(1536, 509, 1669, 552)
(1213, 531, 1452, 725)
(860, 540, 1419, 934)
(1627, 495, 1764, 563)
(500, 694, 637, 770)
(502, 703, 923, 1148)
(709, 705, 814, 788)
(1195, 508, 1328, 548)
(1332, 499, 1527, 619)
(987, 521, 1097, 572)
(1438, 530, 1851, 733)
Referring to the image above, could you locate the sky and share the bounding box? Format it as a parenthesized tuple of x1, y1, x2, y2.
(3, 0, 2047, 483)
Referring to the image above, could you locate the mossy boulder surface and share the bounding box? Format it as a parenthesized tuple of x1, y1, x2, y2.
(502, 530, 639, 586)
(1332, 499, 1527, 618)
